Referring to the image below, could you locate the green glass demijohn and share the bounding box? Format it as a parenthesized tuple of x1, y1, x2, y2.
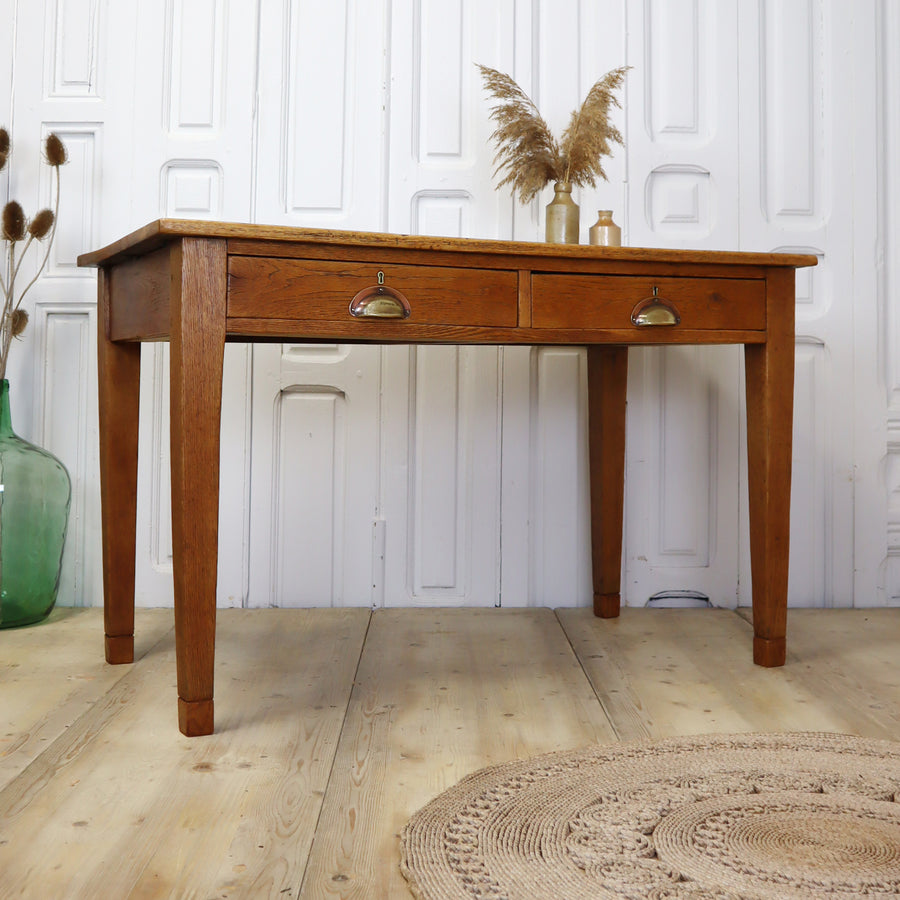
(0, 379, 71, 627)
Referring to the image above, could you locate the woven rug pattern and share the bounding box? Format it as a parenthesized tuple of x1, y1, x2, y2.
(400, 732, 900, 899)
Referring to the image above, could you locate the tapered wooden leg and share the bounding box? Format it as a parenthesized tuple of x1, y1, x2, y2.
(170, 239, 227, 736)
(745, 268, 795, 667)
(97, 268, 140, 665)
(587, 345, 628, 618)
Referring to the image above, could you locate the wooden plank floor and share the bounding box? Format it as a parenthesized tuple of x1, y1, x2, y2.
(2, 605, 900, 898)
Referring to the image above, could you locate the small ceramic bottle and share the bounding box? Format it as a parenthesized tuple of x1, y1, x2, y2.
(589, 210, 621, 247)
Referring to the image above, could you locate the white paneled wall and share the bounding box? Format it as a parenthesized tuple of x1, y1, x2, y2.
(1, 0, 892, 612)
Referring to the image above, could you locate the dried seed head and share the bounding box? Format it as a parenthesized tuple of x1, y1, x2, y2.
(10, 308, 28, 338)
(28, 208, 55, 240)
(0, 128, 9, 156)
(0, 151, 7, 172)
(44, 133, 67, 167)
(2, 201, 26, 241)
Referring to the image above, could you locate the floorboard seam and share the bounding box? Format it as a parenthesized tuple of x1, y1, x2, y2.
(296, 608, 375, 898)
(552, 608, 623, 742)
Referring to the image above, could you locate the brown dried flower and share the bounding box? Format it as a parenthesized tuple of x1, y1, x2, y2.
(44, 132, 68, 167)
(10, 308, 28, 338)
(0, 127, 65, 378)
(3, 201, 26, 242)
(478, 64, 629, 204)
(28, 209, 55, 240)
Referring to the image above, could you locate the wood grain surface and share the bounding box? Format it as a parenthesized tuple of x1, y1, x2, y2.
(3, 606, 899, 898)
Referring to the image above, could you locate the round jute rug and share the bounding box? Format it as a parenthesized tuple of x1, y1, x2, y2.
(400, 732, 900, 899)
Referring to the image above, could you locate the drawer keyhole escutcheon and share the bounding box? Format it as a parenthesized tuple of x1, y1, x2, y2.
(631, 287, 680, 327)
(350, 271, 412, 319)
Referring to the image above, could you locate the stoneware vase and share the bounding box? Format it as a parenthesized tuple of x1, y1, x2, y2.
(545, 182, 579, 244)
(0, 379, 71, 627)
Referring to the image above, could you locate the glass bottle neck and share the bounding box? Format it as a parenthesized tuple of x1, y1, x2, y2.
(0, 379, 14, 437)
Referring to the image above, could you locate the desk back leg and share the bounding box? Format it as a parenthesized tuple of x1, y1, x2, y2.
(170, 238, 227, 736)
(587, 345, 628, 618)
(97, 269, 140, 665)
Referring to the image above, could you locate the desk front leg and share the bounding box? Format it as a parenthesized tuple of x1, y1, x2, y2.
(744, 269, 795, 667)
(97, 269, 140, 665)
(170, 238, 227, 736)
(587, 345, 628, 618)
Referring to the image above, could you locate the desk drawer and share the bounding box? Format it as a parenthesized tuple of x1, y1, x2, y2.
(228, 257, 518, 327)
(531, 275, 766, 331)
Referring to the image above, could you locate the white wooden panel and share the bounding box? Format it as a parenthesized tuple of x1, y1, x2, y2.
(127, 0, 257, 609)
(41, 124, 99, 278)
(650, 346, 713, 567)
(884, 0, 900, 602)
(45, 0, 102, 98)
(140, 344, 251, 611)
(623, 0, 743, 611)
(7, 0, 140, 612)
(404, 346, 503, 603)
(884, 0, 900, 400)
(161, 160, 223, 217)
(248, 344, 381, 609)
(412, 346, 460, 590)
(737, 0, 858, 609)
(626, 345, 742, 608)
(412, 191, 470, 237)
(787, 340, 828, 606)
(34, 304, 97, 607)
(387, 0, 511, 607)
(256, 0, 386, 229)
(418, 0, 464, 158)
(272, 389, 346, 607)
(646, 0, 702, 139)
(148, 347, 173, 577)
(530, 348, 591, 606)
(775, 246, 827, 322)
(251, 1, 388, 610)
(165, 0, 225, 133)
(645, 165, 712, 238)
(0, 0, 880, 616)
(761, 0, 824, 224)
(388, 0, 516, 239)
(286, 0, 348, 210)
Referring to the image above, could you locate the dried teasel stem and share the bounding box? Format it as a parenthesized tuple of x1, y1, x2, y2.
(0, 131, 67, 380)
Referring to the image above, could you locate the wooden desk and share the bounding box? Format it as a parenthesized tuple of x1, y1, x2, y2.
(79, 220, 817, 737)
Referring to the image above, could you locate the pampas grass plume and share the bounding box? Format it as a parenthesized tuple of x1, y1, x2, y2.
(478, 64, 629, 204)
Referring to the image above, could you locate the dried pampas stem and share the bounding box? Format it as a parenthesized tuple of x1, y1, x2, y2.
(477, 65, 562, 203)
(561, 67, 629, 187)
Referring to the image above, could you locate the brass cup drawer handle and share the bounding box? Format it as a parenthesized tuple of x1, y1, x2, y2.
(349, 272, 411, 319)
(631, 288, 680, 327)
